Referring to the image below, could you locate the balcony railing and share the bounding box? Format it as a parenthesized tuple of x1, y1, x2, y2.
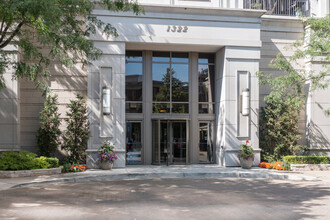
(244, 0, 310, 16)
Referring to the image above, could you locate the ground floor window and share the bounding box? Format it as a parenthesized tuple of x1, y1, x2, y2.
(126, 122, 142, 164)
(199, 122, 214, 163)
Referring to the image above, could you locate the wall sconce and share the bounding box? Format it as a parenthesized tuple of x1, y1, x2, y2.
(103, 87, 110, 115)
(241, 88, 250, 116)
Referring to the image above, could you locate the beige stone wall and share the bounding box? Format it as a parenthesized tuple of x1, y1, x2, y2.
(306, 68, 330, 156)
(260, 16, 307, 146)
(260, 16, 330, 152)
(0, 47, 20, 151)
(260, 17, 304, 105)
(19, 61, 87, 153)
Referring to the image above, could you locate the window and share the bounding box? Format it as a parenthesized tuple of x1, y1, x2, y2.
(125, 51, 143, 113)
(152, 52, 189, 114)
(198, 53, 215, 114)
(126, 122, 142, 164)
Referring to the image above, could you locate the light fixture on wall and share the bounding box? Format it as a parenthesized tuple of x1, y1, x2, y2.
(241, 88, 250, 116)
(103, 87, 110, 115)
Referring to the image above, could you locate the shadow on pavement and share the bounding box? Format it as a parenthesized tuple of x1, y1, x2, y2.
(0, 178, 329, 219)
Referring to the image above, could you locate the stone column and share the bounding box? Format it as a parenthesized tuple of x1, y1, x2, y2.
(86, 42, 126, 168)
(215, 46, 261, 167)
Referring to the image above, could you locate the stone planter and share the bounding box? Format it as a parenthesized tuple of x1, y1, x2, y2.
(0, 167, 62, 178)
(290, 164, 330, 171)
(239, 157, 254, 169)
(99, 161, 114, 170)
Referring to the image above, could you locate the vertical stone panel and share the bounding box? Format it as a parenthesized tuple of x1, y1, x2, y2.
(237, 71, 249, 138)
(0, 51, 20, 151)
(219, 47, 260, 167)
(215, 48, 226, 165)
(100, 67, 113, 138)
(87, 43, 126, 168)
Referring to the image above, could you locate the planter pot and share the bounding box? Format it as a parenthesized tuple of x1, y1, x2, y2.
(99, 161, 114, 170)
(239, 157, 254, 169)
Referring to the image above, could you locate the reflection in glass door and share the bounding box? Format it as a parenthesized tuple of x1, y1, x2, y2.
(199, 122, 214, 163)
(171, 122, 187, 164)
(152, 120, 188, 165)
(126, 122, 142, 165)
(160, 121, 169, 163)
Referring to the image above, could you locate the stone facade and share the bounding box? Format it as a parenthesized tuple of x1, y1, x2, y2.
(87, 42, 127, 168)
(0, 46, 20, 151)
(0, 0, 329, 168)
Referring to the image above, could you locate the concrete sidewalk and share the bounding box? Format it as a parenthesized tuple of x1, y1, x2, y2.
(0, 165, 322, 191)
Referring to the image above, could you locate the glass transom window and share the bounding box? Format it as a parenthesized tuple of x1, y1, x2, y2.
(198, 53, 215, 114)
(152, 52, 189, 114)
(126, 51, 143, 113)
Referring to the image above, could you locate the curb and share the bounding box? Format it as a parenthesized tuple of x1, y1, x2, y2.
(9, 171, 320, 190)
(0, 167, 62, 178)
(291, 164, 330, 171)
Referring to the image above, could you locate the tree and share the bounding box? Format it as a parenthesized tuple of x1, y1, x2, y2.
(258, 15, 330, 161)
(62, 94, 90, 164)
(36, 94, 61, 157)
(0, 0, 142, 94)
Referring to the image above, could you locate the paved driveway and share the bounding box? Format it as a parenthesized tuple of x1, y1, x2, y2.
(1, 177, 330, 220)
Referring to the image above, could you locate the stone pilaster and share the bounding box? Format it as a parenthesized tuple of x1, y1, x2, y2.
(0, 46, 20, 151)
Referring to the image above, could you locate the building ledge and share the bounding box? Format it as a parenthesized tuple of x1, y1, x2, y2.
(261, 14, 303, 22)
(140, 4, 266, 18)
(94, 4, 266, 20)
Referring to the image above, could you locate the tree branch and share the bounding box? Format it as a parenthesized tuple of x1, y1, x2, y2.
(0, 21, 24, 49)
(0, 19, 5, 35)
(0, 21, 12, 45)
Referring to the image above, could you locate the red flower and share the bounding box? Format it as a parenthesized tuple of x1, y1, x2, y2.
(246, 140, 249, 144)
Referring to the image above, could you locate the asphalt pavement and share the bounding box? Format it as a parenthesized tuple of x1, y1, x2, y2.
(1, 177, 330, 220)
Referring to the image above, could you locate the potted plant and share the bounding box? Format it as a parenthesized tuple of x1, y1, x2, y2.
(98, 141, 118, 170)
(238, 140, 254, 169)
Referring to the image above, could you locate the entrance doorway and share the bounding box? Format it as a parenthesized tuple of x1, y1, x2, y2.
(152, 120, 189, 165)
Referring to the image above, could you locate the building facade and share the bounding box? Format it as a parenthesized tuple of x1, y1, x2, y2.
(1, 0, 329, 168)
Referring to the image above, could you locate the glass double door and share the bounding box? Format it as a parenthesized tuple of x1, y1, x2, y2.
(152, 120, 188, 165)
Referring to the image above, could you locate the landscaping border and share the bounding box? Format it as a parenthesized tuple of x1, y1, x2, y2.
(290, 164, 330, 171)
(0, 167, 61, 178)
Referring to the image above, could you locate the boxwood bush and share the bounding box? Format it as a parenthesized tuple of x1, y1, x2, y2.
(283, 156, 330, 164)
(0, 151, 59, 171)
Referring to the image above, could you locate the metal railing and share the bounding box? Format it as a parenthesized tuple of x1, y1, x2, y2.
(244, 0, 310, 16)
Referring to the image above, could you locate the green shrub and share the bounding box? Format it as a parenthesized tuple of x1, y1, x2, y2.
(283, 156, 330, 164)
(37, 94, 61, 157)
(0, 151, 59, 171)
(62, 163, 72, 173)
(45, 157, 59, 168)
(0, 151, 38, 170)
(62, 94, 90, 164)
(258, 92, 304, 161)
(34, 156, 52, 169)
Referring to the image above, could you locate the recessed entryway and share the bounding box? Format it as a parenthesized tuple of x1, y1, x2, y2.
(152, 119, 188, 165)
(125, 51, 215, 165)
